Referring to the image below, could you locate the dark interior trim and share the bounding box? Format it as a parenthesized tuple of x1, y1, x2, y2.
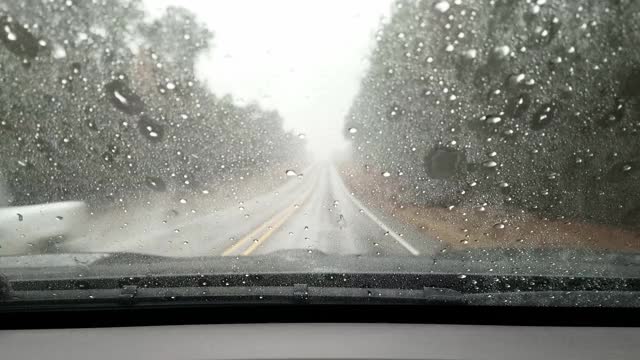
(1, 304, 639, 329)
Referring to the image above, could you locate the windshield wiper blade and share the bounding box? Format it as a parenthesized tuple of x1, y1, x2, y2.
(3, 270, 640, 308)
(0, 275, 10, 301)
(5, 281, 640, 309)
(1, 283, 467, 307)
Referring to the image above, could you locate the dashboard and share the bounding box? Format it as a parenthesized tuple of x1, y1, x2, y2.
(1, 323, 638, 360)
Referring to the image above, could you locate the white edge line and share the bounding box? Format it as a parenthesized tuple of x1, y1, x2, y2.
(334, 169, 421, 256)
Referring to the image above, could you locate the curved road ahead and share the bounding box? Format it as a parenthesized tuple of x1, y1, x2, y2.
(65, 163, 438, 257)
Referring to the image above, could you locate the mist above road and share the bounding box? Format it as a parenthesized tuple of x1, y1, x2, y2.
(143, 0, 394, 158)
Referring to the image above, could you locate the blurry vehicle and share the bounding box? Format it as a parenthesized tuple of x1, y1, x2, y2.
(0, 201, 89, 255)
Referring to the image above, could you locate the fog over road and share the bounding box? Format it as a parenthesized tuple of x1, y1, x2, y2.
(64, 163, 439, 258)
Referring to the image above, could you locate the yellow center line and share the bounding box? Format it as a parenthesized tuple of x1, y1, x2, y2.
(221, 179, 316, 256)
(242, 188, 314, 256)
(240, 205, 297, 256)
(221, 204, 292, 256)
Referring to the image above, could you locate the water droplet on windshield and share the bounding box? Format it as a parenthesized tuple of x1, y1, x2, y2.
(485, 115, 502, 124)
(506, 94, 531, 119)
(71, 62, 81, 74)
(531, 103, 557, 130)
(483, 160, 498, 168)
(105, 79, 145, 115)
(462, 49, 477, 59)
(382, 171, 391, 177)
(507, 73, 526, 87)
(424, 147, 466, 179)
(606, 161, 639, 182)
(348, 127, 358, 134)
(0, 16, 39, 60)
(598, 99, 625, 128)
(285, 169, 297, 176)
(434, 1, 450, 13)
(138, 115, 164, 142)
(492, 45, 511, 60)
(144, 177, 166, 192)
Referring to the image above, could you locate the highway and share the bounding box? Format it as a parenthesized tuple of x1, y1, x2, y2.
(62, 163, 438, 257)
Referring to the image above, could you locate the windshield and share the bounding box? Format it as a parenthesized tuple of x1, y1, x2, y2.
(0, 0, 639, 308)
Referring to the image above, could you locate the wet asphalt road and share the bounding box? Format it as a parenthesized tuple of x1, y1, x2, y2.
(63, 163, 438, 257)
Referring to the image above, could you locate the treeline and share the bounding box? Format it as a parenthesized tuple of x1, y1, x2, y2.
(346, 0, 640, 227)
(0, 0, 306, 207)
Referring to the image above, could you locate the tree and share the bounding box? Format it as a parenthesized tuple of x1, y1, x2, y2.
(0, 0, 306, 210)
(346, 0, 640, 227)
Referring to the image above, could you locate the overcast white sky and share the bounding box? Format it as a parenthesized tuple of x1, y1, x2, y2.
(143, 0, 393, 157)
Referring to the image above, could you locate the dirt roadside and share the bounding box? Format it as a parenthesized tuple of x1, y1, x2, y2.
(338, 162, 640, 253)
